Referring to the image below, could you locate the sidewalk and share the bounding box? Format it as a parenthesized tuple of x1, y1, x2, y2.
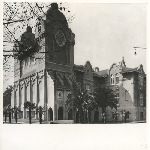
(3, 118, 50, 124)
(3, 118, 146, 124)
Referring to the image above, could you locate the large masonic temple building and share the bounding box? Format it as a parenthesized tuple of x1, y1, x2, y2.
(11, 3, 146, 123)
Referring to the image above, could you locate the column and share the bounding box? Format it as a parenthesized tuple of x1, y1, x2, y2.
(38, 70, 45, 120)
(20, 80, 25, 119)
(46, 71, 55, 121)
(25, 77, 31, 102)
(14, 81, 19, 107)
(31, 73, 37, 119)
(11, 89, 14, 119)
(24, 77, 30, 118)
(11, 89, 14, 107)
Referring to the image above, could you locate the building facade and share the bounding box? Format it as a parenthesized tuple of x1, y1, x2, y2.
(11, 3, 146, 123)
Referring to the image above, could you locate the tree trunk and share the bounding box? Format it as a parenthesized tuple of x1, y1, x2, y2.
(39, 113, 42, 124)
(9, 112, 11, 123)
(15, 112, 17, 123)
(29, 108, 31, 124)
(87, 109, 89, 124)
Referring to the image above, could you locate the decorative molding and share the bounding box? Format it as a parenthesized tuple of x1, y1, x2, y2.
(65, 74, 72, 86)
(24, 77, 30, 87)
(20, 80, 25, 89)
(14, 81, 19, 91)
(38, 70, 44, 83)
(31, 73, 37, 86)
(56, 72, 64, 85)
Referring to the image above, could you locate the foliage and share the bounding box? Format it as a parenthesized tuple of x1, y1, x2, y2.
(36, 106, 45, 124)
(3, 85, 13, 107)
(24, 101, 36, 109)
(94, 86, 118, 113)
(12, 106, 21, 123)
(3, 2, 75, 83)
(24, 101, 36, 124)
(66, 77, 95, 123)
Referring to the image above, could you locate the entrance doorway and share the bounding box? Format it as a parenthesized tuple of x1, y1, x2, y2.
(58, 107, 63, 120)
(48, 108, 53, 121)
(94, 111, 99, 123)
(76, 111, 79, 123)
(68, 109, 73, 120)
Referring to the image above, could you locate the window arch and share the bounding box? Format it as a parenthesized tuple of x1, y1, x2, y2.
(111, 74, 114, 85)
(58, 107, 63, 120)
(116, 74, 119, 84)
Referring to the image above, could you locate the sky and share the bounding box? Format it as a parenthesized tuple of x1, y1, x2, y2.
(69, 3, 146, 71)
(3, 3, 147, 90)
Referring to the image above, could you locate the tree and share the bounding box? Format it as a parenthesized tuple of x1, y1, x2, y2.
(3, 106, 8, 123)
(3, 2, 75, 84)
(36, 106, 45, 124)
(94, 86, 118, 123)
(24, 101, 36, 124)
(3, 85, 13, 107)
(66, 77, 95, 123)
(6, 104, 13, 123)
(12, 106, 21, 123)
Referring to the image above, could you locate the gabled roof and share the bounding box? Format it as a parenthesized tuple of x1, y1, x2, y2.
(97, 69, 108, 76)
(74, 64, 85, 72)
(120, 67, 138, 74)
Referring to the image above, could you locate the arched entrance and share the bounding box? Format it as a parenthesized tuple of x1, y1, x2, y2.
(68, 109, 73, 120)
(94, 111, 99, 123)
(48, 108, 53, 121)
(58, 107, 63, 120)
(76, 111, 79, 123)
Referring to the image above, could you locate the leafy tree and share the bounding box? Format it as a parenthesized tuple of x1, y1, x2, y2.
(3, 106, 8, 123)
(66, 78, 95, 123)
(36, 106, 45, 124)
(94, 86, 118, 123)
(12, 106, 21, 123)
(6, 104, 13, 123)
(3, 85, 13, 107)
(24, 101, 36, 124)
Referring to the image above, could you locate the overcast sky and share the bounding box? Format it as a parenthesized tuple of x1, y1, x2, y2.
(69, 3, 146, 72)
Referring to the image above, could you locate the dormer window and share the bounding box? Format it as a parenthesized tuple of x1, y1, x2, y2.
(116, 74, 119, 84)
(111, 74, 114, 85)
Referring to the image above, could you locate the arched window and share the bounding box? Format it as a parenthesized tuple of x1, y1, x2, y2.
(58, 107, 63, 120)
(116, 74, 119, 84)
(94, 111, 99, 123)
(68, 109, 73, 120)
(48, 108, 53, 121)
(140, 94, 143, 106)
(111, 74, 114, 85)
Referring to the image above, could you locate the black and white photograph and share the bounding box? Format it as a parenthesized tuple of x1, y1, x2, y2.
(2, 1, 149, 150)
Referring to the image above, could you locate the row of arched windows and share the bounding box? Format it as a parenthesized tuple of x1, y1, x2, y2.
(110, 74, 119, 85)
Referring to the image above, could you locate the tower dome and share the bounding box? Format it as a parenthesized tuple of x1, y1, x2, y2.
(46, 3, 67, 25)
